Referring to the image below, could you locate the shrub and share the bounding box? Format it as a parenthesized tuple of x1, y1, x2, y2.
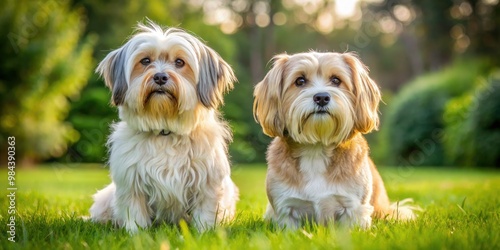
(382, 60, 491, 166)
(444, 71, 500, 167)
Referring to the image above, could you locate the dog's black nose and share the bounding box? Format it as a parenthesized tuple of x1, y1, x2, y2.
(313, 92, 331, 107)
(153, 73, 168, 85)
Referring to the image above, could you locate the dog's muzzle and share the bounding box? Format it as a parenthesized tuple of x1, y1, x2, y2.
(153, 72, 168, 86)
(313, 92, 330, 107)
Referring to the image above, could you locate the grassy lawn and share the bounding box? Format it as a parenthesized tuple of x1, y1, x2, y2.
(1, 164, 499, 249)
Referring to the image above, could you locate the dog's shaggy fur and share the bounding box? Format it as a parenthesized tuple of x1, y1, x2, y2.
(254, 52, 418, 229)
(89, 21, 238, 233)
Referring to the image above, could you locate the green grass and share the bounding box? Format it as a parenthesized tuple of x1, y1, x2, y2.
(1, 164, 499, 249)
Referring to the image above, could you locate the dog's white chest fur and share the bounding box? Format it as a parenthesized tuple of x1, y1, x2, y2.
(298, 148, 332, 199)
(117, 134, 192, 214)
(109, 122, 219, 216)
(297, 148, 352, 214)
(91, 120, 237, 233)
(267, 146, 373, 228)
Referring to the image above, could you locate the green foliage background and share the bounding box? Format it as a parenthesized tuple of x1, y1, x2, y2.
(381, 60, 494, 166)
(0, 0, 95, 163)
(0, 0, 499, 166)
(443, 71, 500, 166)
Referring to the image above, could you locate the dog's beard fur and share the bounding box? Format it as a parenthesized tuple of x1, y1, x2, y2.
(122, 64, 202, 134)
(90, 21, 238, 234)
(136, 70, 194, 117)
(285, 86, 355, 146)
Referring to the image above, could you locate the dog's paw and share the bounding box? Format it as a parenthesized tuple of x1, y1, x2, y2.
(353, 204, 373, 230)
(358, 216, 372, 229)
(124, 221, 140, 234)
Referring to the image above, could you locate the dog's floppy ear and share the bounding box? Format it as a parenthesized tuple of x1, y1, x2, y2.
(343, 52, 381, 133)
(96, 46, 129, 106)
(253, 54, 288, 137)
(197, 46, 236, 108)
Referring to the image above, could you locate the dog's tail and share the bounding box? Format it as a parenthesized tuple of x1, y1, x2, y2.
(383, 198, 421, 221)
(89, 183, 116, 222)
(370, 160, 422, 221)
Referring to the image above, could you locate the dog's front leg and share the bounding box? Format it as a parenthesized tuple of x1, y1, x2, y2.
(266, 198, 315, 229)
(354, 203, 374, 229)
(335, 195, 374, 229)
(191, 194, 219, 232)
(113, 185, 152, 234)
(268, 206, 301, 229)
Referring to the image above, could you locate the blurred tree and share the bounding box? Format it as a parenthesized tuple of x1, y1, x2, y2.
(367, 0, 500, 78)
(0, 0, 95, 166)
(456, 0, 500, 63)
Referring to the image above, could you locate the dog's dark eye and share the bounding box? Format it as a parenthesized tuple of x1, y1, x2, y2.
(295, 76, 307, 87)
(331, 76, 341, 86)
(140, 58, 151, 66)
(175, 58, 185, 68)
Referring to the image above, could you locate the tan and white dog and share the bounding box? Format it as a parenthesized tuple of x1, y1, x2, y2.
(89, 21, 238, 233)
(253, 52, 417, 229)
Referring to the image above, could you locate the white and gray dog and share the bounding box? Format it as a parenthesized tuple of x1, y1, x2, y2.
(89, 21, 239, 233)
